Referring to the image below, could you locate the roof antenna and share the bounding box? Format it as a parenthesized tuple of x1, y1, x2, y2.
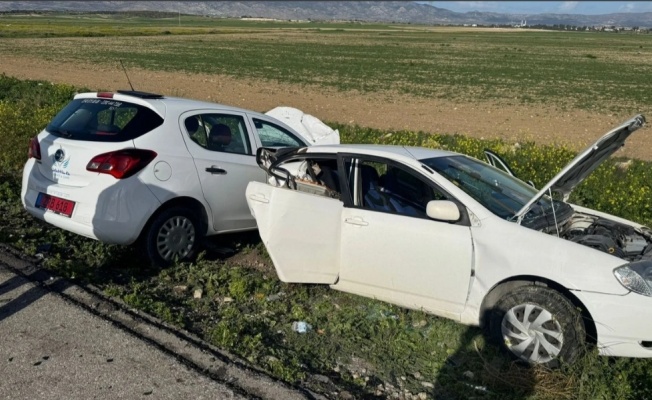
(119, 60, 135, 91)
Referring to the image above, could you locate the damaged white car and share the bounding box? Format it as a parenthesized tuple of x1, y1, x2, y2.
(21, 90, 338, 266)
(246, 115, 652, 366)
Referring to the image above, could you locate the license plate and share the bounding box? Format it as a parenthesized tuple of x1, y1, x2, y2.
(35, 193, 75, 218)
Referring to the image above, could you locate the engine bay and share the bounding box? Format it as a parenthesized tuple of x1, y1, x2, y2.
(554, 212, 652, 261)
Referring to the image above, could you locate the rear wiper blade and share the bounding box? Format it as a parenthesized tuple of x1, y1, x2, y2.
(50, 128, 73, 138)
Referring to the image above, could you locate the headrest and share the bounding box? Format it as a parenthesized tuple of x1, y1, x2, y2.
(209, 124, 232, 147)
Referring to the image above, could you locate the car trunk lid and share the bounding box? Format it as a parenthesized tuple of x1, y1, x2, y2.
(33, 91, 166, 188)
(35, 134, 135, 188)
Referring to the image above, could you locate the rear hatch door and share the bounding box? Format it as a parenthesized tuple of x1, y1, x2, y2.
(36, 93, 165, 187)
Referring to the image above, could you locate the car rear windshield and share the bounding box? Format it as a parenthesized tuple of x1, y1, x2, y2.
(46, 98, 164, 142)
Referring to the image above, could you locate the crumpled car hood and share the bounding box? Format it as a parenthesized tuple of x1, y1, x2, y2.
(265, 106, 340, 145)
(514, 114, 646, 221)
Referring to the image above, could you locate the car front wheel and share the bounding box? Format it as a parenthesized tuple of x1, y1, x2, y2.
(144, 207, 201, 267)
(489, 285, 586, 367)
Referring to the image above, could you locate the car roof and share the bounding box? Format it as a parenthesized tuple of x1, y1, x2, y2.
(303, 144, 459, 161)
(159, 96, 269, 117)
(76, 91, 272, 119)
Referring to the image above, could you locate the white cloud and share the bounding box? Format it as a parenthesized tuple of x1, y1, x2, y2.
(619, 3, 636, 12)
(442, 2, 501, 12)
(557, 1, 579, 12)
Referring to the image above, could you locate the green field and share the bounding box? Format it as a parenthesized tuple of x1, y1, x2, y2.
(1, 13, 652, 112)
(2, 74, 652, 400)
(2, 14, 652, 399)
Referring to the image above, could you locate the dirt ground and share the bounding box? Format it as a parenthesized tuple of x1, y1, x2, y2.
(2, 55, 651, 160)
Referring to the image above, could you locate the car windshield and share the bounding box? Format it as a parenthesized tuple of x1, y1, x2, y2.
(421, 155, 571, 228)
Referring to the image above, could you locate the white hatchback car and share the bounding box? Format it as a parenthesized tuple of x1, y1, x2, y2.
(246, 115, 652, 366)
(21, 90, 338, 266)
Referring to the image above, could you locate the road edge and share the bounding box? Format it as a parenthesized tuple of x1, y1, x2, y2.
(0, 243, 327, 400)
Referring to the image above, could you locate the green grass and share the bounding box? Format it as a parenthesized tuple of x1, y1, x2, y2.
(2, 75, 652, 399)
(0, 13, 398, 38)
(1, 14, 652, 112)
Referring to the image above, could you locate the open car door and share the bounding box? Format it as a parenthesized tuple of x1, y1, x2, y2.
(484, 149, 516, 176)
(484, 149, 536, 188)
(246, 181, 342, 283)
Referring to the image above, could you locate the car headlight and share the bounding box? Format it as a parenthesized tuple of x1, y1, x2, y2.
(614, 261, 652, 297)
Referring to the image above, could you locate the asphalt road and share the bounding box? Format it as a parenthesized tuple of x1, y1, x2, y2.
(0, 247, 325, 400)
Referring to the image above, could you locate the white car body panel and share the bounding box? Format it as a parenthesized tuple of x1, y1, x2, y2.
(246, 181, 341, 283)
(336, 207, 473, 319)
(573, 290, 652, 357)
(35, 133, 134, 188)
(192, 149, 265, 232)
(23, 91, 338, 247)
(22, 158, 161, 245)
(458, 215, 629, 326)
(175, 109, 266, 233)
(246, 136, 652, 359)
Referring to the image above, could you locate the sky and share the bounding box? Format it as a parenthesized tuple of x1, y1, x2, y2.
(421, 1, 652, 15)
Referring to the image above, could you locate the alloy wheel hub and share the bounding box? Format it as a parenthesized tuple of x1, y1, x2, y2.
(156, 216, 195, 261)
(501, 303, 564, 364)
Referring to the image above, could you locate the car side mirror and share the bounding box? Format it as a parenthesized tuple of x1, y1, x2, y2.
(426, 200, 461, 222)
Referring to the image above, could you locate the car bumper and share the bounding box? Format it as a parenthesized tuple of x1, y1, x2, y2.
(21, 159, 161, 245)
(574, 290, 652, 358)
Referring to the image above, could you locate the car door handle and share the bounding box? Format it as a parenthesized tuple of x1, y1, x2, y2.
(205, 166, 227, 175)
(344, 217, 368, 227)
(248, 194, 269, 204)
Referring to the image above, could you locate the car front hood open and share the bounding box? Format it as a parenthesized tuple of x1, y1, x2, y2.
(514, 114, 646, 222)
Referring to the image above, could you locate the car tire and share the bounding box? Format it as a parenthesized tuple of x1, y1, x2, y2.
(489, 285, 586, 367)
(144, 207, 202, 268)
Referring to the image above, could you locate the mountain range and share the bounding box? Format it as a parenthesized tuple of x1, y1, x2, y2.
(2, 1, 652, 27)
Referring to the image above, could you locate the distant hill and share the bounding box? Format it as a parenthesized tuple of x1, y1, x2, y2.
(2, 1, 652, 28)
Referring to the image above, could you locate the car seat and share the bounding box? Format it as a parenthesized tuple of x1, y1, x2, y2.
(379, 168, 423, 217)
(208, 124, 232, 151)
(317, 163, 341, 193)
(185, 117, 200, 133)
(360, 164, 392, 211)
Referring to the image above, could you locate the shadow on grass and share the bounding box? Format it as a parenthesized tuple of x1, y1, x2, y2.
(435, 327, 535, 400)
(86, 230, 264, 287)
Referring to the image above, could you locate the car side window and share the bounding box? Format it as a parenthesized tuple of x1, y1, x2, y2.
(277, 157, 342, 200)
(253, 118, 304, 147)
(184, 114, 251, 155)
(344, 157, 448, 218)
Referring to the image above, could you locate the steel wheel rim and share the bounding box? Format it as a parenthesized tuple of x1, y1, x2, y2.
(156, 216, 196, 261)
(501, 303, 564, 364)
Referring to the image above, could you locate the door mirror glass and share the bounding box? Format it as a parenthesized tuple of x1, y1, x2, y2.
(426, 200, 461, 222)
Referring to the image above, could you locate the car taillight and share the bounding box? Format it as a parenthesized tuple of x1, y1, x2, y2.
(97, 92, 114, 98)
(28, 136, 41, 160)
(86, 149, 157, 179)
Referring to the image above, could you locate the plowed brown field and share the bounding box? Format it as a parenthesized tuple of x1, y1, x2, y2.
(2, 54, 650, 160)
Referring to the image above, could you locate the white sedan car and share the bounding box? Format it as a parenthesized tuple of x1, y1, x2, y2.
(246, 115, 652, 366)
(21, 90, 338, 266)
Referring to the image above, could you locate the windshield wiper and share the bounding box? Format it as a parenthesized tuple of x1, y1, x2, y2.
(49, 128, 73, 138)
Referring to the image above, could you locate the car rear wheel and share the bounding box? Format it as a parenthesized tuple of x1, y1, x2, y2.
(489, 285, 586, 367)
(144, 207, 201, 267)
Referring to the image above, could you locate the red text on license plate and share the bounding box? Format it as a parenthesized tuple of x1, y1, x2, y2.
(35, 193, 75, 218)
